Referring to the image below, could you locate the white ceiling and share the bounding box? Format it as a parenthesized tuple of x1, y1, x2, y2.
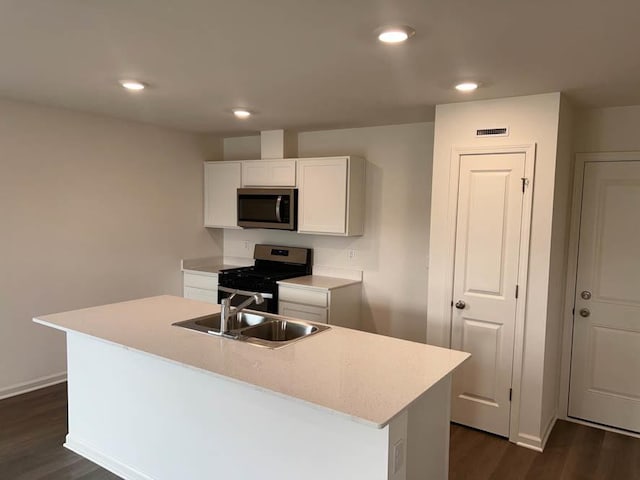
(1, 0, 639, 134)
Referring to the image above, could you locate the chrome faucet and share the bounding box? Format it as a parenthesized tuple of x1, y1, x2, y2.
(219, 290, 265, 335)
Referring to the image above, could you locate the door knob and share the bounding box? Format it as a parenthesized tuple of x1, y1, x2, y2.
(455, 300, 466, 310)
(580, 291, 592, 300)
(579, 308, 590, 317)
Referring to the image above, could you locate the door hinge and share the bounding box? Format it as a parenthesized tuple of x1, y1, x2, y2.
(521, 177, 529, 193)
(515, 284, 519, 299)
(509, 388, 513, 402)
(451, 300, 454, 307)
(572, 307, 575, 316)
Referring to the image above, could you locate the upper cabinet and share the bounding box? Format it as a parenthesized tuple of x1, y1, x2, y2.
(203, 157, 366, 236)
(204, 161, 241, 228)
(241, 159, 296, 187)
(297, 156, 365, 236)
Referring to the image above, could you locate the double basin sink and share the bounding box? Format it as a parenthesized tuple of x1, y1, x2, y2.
(173, 311, 330, 348)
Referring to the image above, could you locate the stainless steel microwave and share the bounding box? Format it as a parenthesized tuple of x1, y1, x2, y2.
(237, 188, 297, 230)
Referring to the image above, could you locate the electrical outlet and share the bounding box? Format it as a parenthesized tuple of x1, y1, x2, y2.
(243, 241, 250, 251)
(348, 249, 356, 259)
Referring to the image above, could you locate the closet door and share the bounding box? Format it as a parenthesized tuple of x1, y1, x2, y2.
(450, 152, 525, 437)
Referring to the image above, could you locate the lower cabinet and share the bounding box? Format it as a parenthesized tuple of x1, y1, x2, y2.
(279, 301, 328, 324)
(183, 272, 219, 304)
(278, 281, 361, 329)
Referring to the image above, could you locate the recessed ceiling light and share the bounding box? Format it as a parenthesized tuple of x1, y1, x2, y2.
(232, 109, 252, 119)
(455, 82, 479, 92)
(119, 80, 147, 91)
(377, 26, 415, 44)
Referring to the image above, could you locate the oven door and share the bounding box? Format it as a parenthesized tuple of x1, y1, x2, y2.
(237, 188, 297, 230)
(217, 286, 276, 314)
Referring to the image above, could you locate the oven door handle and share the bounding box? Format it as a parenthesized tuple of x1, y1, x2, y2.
(218, 286, 274, 299)
(275, 195, 282, 223)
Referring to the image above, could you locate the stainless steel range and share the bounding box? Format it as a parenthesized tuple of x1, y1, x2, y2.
(218, 244, 312, 314)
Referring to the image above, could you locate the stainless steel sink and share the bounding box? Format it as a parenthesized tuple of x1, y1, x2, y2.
(239, 319, 327, 347)
(172, 311, 265, 334)
(172, 311, 329, 348)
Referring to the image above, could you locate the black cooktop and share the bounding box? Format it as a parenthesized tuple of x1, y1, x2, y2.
(219, 265, 302, 282)
(218, 244, 313, 292)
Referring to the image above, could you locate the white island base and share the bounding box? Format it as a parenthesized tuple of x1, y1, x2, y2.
(64, 333, 452, 480)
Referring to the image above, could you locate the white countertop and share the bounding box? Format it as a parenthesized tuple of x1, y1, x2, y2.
(34, 295, 468, 428)
(182, 264, 238, 275)
(277, 275, 361, 290)
(181, 256, 248, 276)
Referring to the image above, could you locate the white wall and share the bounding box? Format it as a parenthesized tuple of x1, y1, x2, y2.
(575, 104, 640, 152)
(221, 123, 434, 341)
(541, 96, 575, 435)
(223, 135, 262, 160)
(426, 93, 565, 448)
(0, 98, 222, 397)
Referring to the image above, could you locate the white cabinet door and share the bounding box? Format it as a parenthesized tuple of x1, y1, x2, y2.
(569, 161, 640, 433)
(204, 162, 241, 228)
(297, 156, 365, 236)
(451, 152, 525, 437)
(297, 157, 348, 234)
(279, 301, 328, 324)
(242, 160, 296, 187)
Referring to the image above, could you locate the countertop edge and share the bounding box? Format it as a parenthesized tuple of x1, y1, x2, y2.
(32, 296, 470, 428)
(182, 268, 219, 277)
(34, 316, 389, 429)
(182, 264, 241, 276)
(276, 275, 362, 291)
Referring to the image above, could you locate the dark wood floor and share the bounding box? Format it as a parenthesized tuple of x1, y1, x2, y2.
(1, 384, 639, 479)
(450, 421, 639, 479)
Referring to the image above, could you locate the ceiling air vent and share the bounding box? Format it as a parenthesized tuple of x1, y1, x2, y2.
(476, 127, 509, 137)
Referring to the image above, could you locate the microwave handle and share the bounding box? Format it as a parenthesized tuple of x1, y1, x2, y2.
(275, 195, 282, 222)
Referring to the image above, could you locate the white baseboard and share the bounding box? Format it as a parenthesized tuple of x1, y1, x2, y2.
(515, 415, 557, 452)
(516, 433, 542, 452)
(540, 415, 558, 450)
(0, 372, 67, 401)
(65, 435, 154, 480)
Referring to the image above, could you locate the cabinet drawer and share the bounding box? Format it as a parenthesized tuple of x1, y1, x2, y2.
(183, 272, 218, 290)
(278, 286, 328, 307)
(279, 301, 328, 324)
(184, 286, 218, 304)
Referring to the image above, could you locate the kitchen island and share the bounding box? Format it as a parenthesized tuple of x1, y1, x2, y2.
(34, 295, 469, 480)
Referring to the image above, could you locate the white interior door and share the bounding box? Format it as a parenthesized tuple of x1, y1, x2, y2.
(451, 152, 525, 437)
(569, 161, 640, 433)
